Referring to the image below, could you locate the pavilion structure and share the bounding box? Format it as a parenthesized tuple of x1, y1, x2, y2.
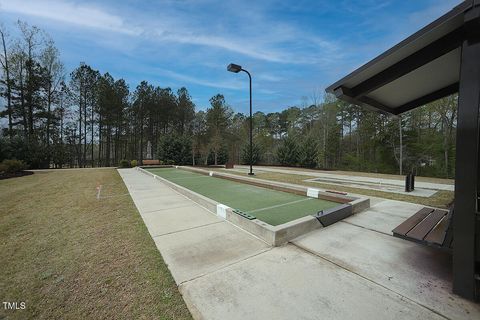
(327, 0, 480, 300)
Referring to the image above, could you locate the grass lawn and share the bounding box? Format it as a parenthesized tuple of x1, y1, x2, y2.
(215, 169, 454, 209)
(0, 168, 191, 320)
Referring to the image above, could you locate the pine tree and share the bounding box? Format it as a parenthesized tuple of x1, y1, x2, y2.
(276, 135, 298, 166)
(205, 94, 232, 165)
(299, 135, 318, 168)
(241, 142, 262, 165)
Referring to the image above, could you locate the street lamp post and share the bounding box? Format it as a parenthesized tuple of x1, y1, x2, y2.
(227, 63, 254, 176)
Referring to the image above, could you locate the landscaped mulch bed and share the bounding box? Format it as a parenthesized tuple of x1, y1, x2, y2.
(0, 171, 34, 180)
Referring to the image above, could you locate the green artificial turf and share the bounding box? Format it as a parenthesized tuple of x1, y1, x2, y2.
(147, 168, 338, 226)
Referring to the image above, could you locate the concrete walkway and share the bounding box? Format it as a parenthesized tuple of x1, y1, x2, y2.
(118, 168, 479, 320)
(235, 165, 454, 192)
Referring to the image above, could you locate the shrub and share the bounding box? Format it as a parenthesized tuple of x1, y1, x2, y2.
(119, 159, 130, 168)
(0, 136, 47, 168)
(0, 159, 27, 173)
(130, 160, 138, 167)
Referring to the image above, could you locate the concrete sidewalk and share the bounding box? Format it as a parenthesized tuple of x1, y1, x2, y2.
(118, 168, 479, 320)
(235, 165, 454, 191)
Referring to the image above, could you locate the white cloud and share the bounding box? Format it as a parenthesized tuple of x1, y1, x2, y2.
(0, 0, 342, 68)
(151, 27, 341, 65)
(156, 68, 243, 90)
(0, 0, 340, 65)
(155, 31, 290, 63)
(257, 74, 283, 82)
(0, 0, 141, 35)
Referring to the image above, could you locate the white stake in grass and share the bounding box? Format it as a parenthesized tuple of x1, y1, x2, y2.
(96, 185, 102, 200)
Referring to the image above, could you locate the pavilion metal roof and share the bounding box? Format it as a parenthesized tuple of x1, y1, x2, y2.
(326, 0, 477, 115)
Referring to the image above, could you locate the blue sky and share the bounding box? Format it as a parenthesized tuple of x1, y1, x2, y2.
(0, 0, 462, 114)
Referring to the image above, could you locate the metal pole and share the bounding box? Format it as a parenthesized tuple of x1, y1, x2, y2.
(242, 69, 254, 176)
(399, 115, 403, 175)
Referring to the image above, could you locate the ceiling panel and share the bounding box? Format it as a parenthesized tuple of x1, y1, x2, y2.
(367, 48, 461, 108)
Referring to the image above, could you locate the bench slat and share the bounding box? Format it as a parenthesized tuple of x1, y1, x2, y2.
(392, 207, 434, 236)
(442, 211, 454, 248)
(424, 213, 450, 245)
(406, 209, 448, 241)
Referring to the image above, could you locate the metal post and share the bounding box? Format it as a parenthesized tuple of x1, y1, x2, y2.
(453, 6, 480, 300)
(399, 115, 403, 175)
(227, 63, 254, 176)
(242, 69, 254, 176)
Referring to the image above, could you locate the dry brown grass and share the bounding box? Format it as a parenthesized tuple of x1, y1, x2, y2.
(218, 169, 454, 209)
(0, 169, 191, 320)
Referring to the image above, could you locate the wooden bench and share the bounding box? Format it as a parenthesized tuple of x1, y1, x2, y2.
(142, 159, 160, 165)
(392, 206, 453, 250)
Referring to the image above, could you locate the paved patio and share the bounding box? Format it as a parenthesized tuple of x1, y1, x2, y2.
(118, 168, 479, 320)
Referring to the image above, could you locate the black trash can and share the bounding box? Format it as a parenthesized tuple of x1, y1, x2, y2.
(405, 174, 412, 192)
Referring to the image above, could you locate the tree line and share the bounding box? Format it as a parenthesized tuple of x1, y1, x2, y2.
(250, 93, 456, 178)
(0, 21, 457, 178)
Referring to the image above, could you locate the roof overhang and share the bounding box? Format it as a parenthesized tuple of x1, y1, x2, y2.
(326, 0, 480, 115)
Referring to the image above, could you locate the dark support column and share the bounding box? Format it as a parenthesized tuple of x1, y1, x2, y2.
(452, 7, 480, 300)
